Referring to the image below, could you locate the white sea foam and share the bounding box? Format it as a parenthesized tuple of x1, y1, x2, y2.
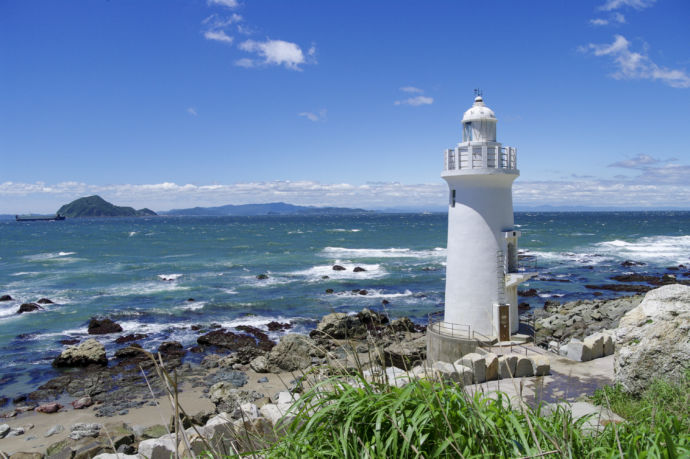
(103, 281, 190, 297)
(128, 231, 138, 237)
(538, 293, 565, 298)
(321, 247, 446, 259)
(24, 251, 79, 262)
(593, 235, 690, 264)
(178, 301, 206, 311)
(158, 273, 183, 281)
(11, 271, 40, 277)
(327, 228, 361, 233)
(221, 288, 238, 295)
(333, 289, 414, 299)
(295, 262, 387, 280)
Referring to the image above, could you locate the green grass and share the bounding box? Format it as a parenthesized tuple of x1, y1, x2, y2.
(259, 370, 690, 459)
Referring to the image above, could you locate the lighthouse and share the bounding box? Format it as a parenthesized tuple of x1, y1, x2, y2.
(438, 93, 534, 343)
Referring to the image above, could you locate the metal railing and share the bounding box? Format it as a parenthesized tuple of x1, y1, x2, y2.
(445, 145, 517, 172)
(427, 312, 472, 339)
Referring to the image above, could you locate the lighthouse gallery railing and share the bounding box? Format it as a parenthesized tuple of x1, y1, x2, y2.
(445, 145, 516, 172)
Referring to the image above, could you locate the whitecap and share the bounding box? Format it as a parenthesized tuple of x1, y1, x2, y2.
(178, 301, 206, 311)
(294, 262, 388, 280)
(333, 289, 414, 299)
(321, 247, 446, 259)
(327, 228, 361, 233)
(102, 281, 190, 297)
(128, 231, 138, 237)
(158, 273, 183, 281)
(593, 235, 690, 264)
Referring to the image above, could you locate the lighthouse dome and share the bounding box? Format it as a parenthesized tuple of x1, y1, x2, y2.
(461, 96, 497, 142)
(461, 96, 496, 123)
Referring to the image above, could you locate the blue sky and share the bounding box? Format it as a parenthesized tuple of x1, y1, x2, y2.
(1, 0, 689, 212)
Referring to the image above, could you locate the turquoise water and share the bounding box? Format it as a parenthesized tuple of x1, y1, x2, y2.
(1, 212, 689, 397)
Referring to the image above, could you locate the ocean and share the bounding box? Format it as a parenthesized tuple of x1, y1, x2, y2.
(1, 212, 689, 398)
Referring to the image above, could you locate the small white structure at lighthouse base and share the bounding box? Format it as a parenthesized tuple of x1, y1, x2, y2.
(427, 95, 535, 363)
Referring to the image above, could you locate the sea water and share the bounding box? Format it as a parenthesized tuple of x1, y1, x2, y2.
(1, 212, 689, 397)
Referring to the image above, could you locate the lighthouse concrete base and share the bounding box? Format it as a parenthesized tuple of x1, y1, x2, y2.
(426, 326, 479, 365)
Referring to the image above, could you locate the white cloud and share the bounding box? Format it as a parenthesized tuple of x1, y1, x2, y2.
(400, 86, 423, 93)
(612, 12, 626, 23)
(298, 109, 327, 122)
(4, 169, 690, 213)
(187, 107, 198, 116)
(204, 30, 233, 44)
(208, 0, 239, 9)
(590, 12, 625, 26)
(238, 39, 308, 70)
(608, 153, 662, 169)
(599, 0, 655, 11)
(234, 58, 255, 68)
(394, 96, 434, 106)
(581, 35, 690, 88)
(590, 18, 609, 26)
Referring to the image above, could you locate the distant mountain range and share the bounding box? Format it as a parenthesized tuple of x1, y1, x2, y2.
(161, 202, 372, 216)
(57, 195, 157, 218)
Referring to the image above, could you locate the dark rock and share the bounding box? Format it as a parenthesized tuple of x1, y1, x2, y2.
(37, 298, 54, 304)
(35, 403, 62, 413)
(17, 303, 43, 314)
(158, 341, 186, 357)
(357, 308, 389, 328)
(189, 345, 205, 353)
(117, 444, 136, 455)
(666, 266, 679, 271)
(543, 299, 560, 311)
(518, 302, 531, 311)
(197, 329, 258, 351)
(87, 318, 123, 335)
(235, 326, 274, 351)
(187, 298, 195, 302)
(59, 338, 80, 345)
(321, 275, 330, 279)
(209, 322, 222, 329)
(383, 336, 426, 369)
(266, 321, 292, 331)
(0, 295, 13, 302)
(381, 299, 390, 305)
(114, 333, 147, 344)
(389, 317, 415, 332)
(256, 274, 269, 280)
(114, 343, 144, 359)
(353, 266, 366, 272)
(593, 292, 603, 296)
(518, 289, 538, 297)
(325, 288, 334, 294)
(13, 395, 27, 404)
(610, 273, 679, 286)
(190, 324, 203, 331)
(621, 260, 645, 267)
(16, 332, 37, 339)
(332, 265, 346, 271)
(358, 289, 368, 295)
(211, 370, 248, 388)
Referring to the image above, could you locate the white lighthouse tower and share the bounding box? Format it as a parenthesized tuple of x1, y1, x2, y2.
(439, 93, 533, 342)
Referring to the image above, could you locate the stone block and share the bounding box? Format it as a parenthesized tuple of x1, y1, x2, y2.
(484, 353, 499, 381)
(566, 339, 592, 362)
(259, 403, 294, 428)
(584, 334, 604, 360)
(137, 435, 176, 459)
(514, 356, 534, 377)
(498, 355, 517, 379)
(602, 333, 614, 356)
(455, 353, 486, 383)
(530, 355, 550, 376)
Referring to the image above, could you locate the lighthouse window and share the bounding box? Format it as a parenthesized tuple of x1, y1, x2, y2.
(451, 189, 456, 207)
(463, 122, 473, 142)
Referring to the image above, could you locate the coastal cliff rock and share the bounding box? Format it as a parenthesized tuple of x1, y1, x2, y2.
(614, 284, 690, 394)
(53, 339, 107, 367)
(17, 303, 43, 314)
(535, 294, 643, 344)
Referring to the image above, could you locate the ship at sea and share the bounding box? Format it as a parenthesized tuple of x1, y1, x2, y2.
(15, 213, 66, 222)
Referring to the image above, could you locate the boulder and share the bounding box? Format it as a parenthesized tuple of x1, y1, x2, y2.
(249, 355, 269, 373)
(0, 423, 9, 438)
(332, 265, 346, 271)
(259, 403, 294, 428)
(157, 341, 186, 357)
(389, 317, 416, 333)
(114, 333, 148, 344)
(35, 403, 62, 413)
(17, 303, 43, 314)
(353, 266, 367, 272)
(37, 298, 54, 304)
(383, 336, 426, 369)
(69, 423, 101, 440)
(498, 355, 518, 379)
(266, 334, 321, 371)
(614, 284, 690, 394)
(44, 424, 64, 438)
(455, 353, 486, 384)
(266, 321, 292, 331)
(9, 453, 44, 459)
(87, 318, 123, 335)
(197, 329, 263, 351)
(256, 274, 269, 280)
(208, 384, 263, 413)
(310, 313, 366, 339)
(53, 339, 107, 367)
(0, 295, 13, 301)
(514, 356, 534, 377)
(484, 353, 499, 381)
(71, 396, 93, 410)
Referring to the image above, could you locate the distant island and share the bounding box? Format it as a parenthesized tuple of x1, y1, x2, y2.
(161, 202, 372, 216)
(57, 195, 157, 218)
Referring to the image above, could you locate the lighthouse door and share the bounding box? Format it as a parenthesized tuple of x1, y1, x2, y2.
(498, 304, 510, 341)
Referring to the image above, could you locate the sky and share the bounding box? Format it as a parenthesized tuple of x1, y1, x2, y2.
(1, 0, 689, 213)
